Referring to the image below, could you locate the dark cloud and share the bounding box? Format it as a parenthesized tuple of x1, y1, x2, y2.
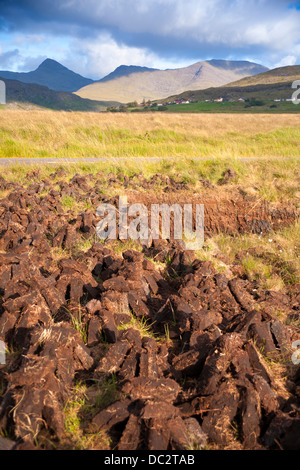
(0, 0, 300, 75)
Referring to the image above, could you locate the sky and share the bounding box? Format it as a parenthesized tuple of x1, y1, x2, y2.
(0, 0, 300, 79)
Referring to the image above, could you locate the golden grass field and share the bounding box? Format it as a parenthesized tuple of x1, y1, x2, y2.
(0, 109, 300, 159)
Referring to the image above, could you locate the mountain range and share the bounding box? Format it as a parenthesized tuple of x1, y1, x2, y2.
(0, 58, 298, 110)
(75, 60, 268, 103)
(0, 60, 159, 94)
(0, 58, 268, 103)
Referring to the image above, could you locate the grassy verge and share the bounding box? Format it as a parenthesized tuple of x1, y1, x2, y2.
(1, 156, 299, 203)
(196, 220, 300, 292)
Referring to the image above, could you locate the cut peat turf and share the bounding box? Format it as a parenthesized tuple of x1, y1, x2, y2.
(0, 168, 299, 450)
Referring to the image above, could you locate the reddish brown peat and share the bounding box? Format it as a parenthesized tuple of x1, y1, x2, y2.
(0, 170, 299, 450)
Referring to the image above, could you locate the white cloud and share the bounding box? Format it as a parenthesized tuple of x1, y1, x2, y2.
(1, 0, 300, 74)
(68, 33, 194, 78)
(0, 32, 71, 71)
(63, 0, 300, 74)
(56, 0, 300, 46)
(274, 55, 297, 68)
(12, 34, 47, 46)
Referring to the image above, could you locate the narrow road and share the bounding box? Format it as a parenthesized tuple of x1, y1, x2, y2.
(0, 156, 298, 166)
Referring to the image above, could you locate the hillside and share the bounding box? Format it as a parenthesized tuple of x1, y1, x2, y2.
(0, 59, 94, 92)
(1, 77, 119, 111)
(75, 60, 268, 103)
(225, 65, 300, 87)
(162, 81, 296, 104)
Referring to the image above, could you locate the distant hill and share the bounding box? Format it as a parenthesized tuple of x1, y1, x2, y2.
(1, 77, 119, 111)
(225, 65, 300, 87)
(0, 59, 94, 92)
(75, 60, 268, 103)
(99, 65, 159, 82)
(159, 80, 297, 104)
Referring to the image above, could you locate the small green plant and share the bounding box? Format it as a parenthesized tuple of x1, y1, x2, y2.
(92, 374, 120, 410)
(63, 381, 112, 450)
(165, 252, 173, 266)
(118, 314, 157, 340)
(164, 323, 171, 343)
(285, 315, 300, 329)
(61, 195, 75, 208)
(242, 255, 271, 281)
(165, 266, 181, 280)
(64, 384, 86, 436)
(65, 306, 88, 344)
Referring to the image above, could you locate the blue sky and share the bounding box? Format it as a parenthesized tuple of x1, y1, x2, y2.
(0, 0, 300, 78)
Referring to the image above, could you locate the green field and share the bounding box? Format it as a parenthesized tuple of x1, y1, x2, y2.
(141, 100, 300, 114)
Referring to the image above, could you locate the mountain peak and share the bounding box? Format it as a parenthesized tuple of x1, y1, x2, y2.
(99, 64, 159, 82)
(0, 58, 94, 92)
(36, 58, 69, 72)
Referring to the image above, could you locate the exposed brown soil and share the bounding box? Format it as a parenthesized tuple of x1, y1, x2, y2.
(0, 170, 299, 450)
